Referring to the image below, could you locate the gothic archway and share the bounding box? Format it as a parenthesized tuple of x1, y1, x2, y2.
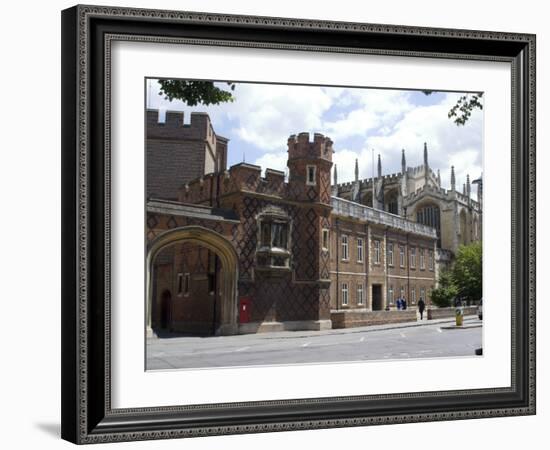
(384, 188, 399, 215)
(414, 201, 441, 247)
(146, 226, 239, 336)
(459, 209, 468, 245)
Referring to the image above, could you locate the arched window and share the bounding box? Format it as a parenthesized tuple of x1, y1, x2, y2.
(459, 209, 468, 245)
(416, 204, 441, 247)
(385, 189, 399, 215)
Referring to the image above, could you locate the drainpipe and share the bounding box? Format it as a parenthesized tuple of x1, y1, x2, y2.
(384, 227, 388, 310)
(406, 233, 411, 304)
(335, 218, 340, 310)
(365, 223, 369, 310)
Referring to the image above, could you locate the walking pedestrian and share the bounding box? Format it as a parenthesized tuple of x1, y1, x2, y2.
(418, 297, 425, 320)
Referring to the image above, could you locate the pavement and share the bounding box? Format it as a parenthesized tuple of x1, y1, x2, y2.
(146, 315, 482, 370)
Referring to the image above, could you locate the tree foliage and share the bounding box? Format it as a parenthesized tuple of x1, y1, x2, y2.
(431, 270, 458, 307)
(158, 80, 235, 106)
(447, 93, 484, 126)
(431, 242, 482, 307)
(422, 91, 483, 126)
(452, 241, 482, 302)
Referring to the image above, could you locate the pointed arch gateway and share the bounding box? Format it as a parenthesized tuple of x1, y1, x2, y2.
(146, 226, 239, 336)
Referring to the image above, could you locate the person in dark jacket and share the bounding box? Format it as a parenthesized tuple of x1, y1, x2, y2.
(417, 298, 426, 320)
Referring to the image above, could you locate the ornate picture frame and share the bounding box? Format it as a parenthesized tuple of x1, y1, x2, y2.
(61, 5, 535, 444)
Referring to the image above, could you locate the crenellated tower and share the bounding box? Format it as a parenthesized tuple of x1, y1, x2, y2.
(146, 109, 228, 201)
(287, 132, 333, 205)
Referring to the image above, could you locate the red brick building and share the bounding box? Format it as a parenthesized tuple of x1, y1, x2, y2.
(146, 110, 437, 336)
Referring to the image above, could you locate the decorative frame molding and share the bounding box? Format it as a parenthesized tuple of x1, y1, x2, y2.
(61, 4, 535, 444)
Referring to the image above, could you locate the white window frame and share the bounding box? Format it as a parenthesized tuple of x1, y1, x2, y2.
(357, 237, 364, 263)
(388, 242, 394, 266)
(388, 285, 394, 305)
(429, 250, 434, 270)
(399, 245, 405, 267)
(420, 287, 426, 301)
(341, 282, 349, 306)
(373, 239, 380, 264)
(420, 248, 425, 270)
(410, 247, 416, 268)
(411, 288, 416, 304)
(341, 235, 349, 261)
(306, 165, 317, 186)
(357, 283, 364, 305)
(400, 286, 405, 298)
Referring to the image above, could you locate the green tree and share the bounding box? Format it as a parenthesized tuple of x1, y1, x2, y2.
(447, 93, 484, 126)
(452, 242, 482, 302)
(158, 80, 235, 106)
(430, 270, 458, 307)
(422, 91, 483, 126)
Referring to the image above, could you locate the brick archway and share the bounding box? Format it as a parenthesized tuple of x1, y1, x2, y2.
(146, 226, 239, 336)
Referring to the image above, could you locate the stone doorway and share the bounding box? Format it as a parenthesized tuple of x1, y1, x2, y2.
(147, 226, 239, 336)
(372, 284, 383, 311)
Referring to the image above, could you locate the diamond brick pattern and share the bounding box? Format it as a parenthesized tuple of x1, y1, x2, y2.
(147, 156, 332, 326)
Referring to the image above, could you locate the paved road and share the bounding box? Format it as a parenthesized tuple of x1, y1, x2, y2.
(146, 317, 482, 370)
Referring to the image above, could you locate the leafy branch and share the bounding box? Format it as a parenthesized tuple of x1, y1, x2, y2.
(158, 80, 236, 106)
(448, 93, 483, 126)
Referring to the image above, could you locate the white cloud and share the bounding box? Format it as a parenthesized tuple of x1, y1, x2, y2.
(148, 81, 483, 192)
(229, 84, 333, 151)
(254, 152, 288, 175)
(323, 89, 414, 140)
(362, 93, 483, 188)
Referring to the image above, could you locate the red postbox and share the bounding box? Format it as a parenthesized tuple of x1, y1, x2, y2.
(239, 297, 251, 323)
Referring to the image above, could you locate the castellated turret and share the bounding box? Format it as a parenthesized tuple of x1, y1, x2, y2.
(146, 109, 228, 201)
(287, 132, 334, 162)
(287, 132, 334, 205)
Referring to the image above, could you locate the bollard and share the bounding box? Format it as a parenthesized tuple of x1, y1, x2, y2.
(455, 306, 464, 326)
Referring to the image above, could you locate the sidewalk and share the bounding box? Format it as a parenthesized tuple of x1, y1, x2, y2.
(150, 315, 481, 342)
(232, 315, 481, 341)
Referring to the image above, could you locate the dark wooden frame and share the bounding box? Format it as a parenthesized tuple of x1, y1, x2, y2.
(61, 4, 536, 444)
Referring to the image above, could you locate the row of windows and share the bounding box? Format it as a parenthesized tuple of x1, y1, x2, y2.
(339, 283, 431, 306)
(340, 282, 364, 306)
(387, 285, 430, 304)
(176, 272, 216, 296)
(338, 234, 365, 262)
(328, 231, 434, 270)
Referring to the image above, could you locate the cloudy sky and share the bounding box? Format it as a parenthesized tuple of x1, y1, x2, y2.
(146, 79, 483, 190)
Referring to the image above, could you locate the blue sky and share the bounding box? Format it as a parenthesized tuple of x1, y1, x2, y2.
(146, 80, 483, 191)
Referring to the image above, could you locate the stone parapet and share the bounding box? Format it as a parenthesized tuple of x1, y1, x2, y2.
(331, 310, 417, 329)
(332, 196, 437, 238)
(427, 306, 477, 320)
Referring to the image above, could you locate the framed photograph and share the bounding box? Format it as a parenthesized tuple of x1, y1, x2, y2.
(61, 4, 536, 444)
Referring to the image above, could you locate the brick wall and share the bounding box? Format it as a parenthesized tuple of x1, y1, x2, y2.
(331, 310, 417, 328)
(147, 110, 227, 201)
(427, 306, 477, 320)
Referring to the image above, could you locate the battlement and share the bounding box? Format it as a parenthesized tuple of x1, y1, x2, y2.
(146, 109, 216, 142)
(404, 184, 481, 209)
(337, 172, 402, 190)
(287, 132, 333, 161)
(179, 161, 290, 205)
